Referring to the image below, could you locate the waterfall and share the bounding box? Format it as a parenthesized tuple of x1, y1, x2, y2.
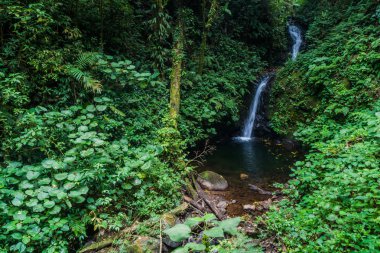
(236, 24, 302, 141)
(241, 76, 271, 139)
(288, 25, 302, 60)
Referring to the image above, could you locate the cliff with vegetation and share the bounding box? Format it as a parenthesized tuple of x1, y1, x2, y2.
(265, 1, 380, 251)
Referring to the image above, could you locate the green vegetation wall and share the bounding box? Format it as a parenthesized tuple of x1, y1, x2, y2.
(265, 1, 380, 251)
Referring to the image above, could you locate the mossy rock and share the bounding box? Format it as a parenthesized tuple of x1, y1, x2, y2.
(128, 236, 160, 253)
(197, 171, 228, 191)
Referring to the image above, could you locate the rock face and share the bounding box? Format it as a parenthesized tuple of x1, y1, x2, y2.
(197, 171, 228, 191)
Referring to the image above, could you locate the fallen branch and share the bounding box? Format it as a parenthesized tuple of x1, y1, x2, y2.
(194, 180, 224, 220)
(183, 195, 205, 212)
(248, 184, 272, 195)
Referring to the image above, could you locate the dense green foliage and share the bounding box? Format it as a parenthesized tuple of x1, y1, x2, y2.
(0, 0, 288, 251)
(163, 214, 260, 253)
(1, 0, 378, 252)
(266, 1, 380, 252)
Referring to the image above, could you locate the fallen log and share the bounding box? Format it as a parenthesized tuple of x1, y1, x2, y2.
(248, 184, 272, 195)
(79, 221, 139, 253)
(194, 180, 224, 220)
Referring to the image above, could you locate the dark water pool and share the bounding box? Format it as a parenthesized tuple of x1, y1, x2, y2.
(200, 138, 299, 216)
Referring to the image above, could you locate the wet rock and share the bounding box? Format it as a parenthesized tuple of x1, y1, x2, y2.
(243, 204, 256, 211)
(217, 201, 228, 209)
(129, 236, 160, 253)
(163, 238, 181, 248)
(197, 171, 228, 191)
(261, 199, 272, 210)
(240, 173, 249, 180)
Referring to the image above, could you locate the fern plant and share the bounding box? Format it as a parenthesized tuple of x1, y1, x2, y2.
(66, 53, 102, 93)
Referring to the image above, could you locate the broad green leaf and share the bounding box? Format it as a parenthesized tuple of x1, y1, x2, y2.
(56, 191, 67, 200)
(44, 200, 55, 208)
(12, 198, 23, 206)
(33, 204, 45, 213)
(163, 224, 191, 242)
(73, 196, 86, 203)
(38, 178, 51, 185)
(141, 161, 151, 170)
(64, 182, 75, 190)
(25, 199, 38, 207)
(13, 211, 27, 221)
(68, 173, 82, 181)
(185, 243, 206, 251)
(20, 181, 34, 189)
(203, 213, 217, 222)
(86, 105, 96, 112)
(219, 217, 241, 235)
(49, 205, 61, 215)
(63, 156, 76, 163)
(69, 191, 82, 198)
(37, 191, 49, 200)
(78, 125, 89, 132)
(172, 247, 188, 253)
(78, 186, 89, 195)
(96, 105, 107, 112)
(54, 173, 68, 181)
(42, 159, 60, 169)
(80, 148, 94, 157)
(26, 171, 40, 180)
(184, 217, 203, 228)
(204, 227, 224, 238)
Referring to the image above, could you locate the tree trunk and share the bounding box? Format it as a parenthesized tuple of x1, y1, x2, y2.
(197, 0, 218, 75)
(169, 20, 184, 127)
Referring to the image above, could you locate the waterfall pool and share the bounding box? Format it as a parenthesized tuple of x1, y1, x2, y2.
(199, 138, 300, 216)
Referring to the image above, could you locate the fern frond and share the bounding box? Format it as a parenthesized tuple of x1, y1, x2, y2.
(67, 66, 102, 93)
(76, 52, 99, 69)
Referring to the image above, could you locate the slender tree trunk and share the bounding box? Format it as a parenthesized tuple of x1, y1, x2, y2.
(0, 24, 3, 48)
(197, 0, 218, 75)
(169, 20, 184, 127)
(99, 0, 104, 51)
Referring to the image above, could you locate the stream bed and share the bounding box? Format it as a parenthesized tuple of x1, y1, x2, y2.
(200, 138, 300, 216)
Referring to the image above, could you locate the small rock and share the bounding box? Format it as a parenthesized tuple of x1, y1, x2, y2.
(217, 201, 228, 209)
(243, 204, 256, 211)
(240, 173, 249, 180)
(163, 238, 181, 248)
(261, 199, 273, 210)
(197, 171, 228, 191)
(231, 200, 237, 204)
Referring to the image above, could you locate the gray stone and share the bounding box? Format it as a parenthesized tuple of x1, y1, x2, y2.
(217, 201, 228, 209)
(197, 171, 228, 191)
(243, 204, 256, 211)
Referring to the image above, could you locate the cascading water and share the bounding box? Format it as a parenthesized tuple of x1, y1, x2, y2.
(240, 76, 271, 139)
(236, 25, 302, 140)
(288, 25, 302, 60)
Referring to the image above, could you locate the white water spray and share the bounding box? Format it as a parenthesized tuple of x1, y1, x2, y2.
(288, 25, 302, 60)
(240, 76, 271, 139)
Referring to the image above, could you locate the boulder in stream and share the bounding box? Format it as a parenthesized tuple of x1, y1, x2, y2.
(197, 171, 228, 191)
